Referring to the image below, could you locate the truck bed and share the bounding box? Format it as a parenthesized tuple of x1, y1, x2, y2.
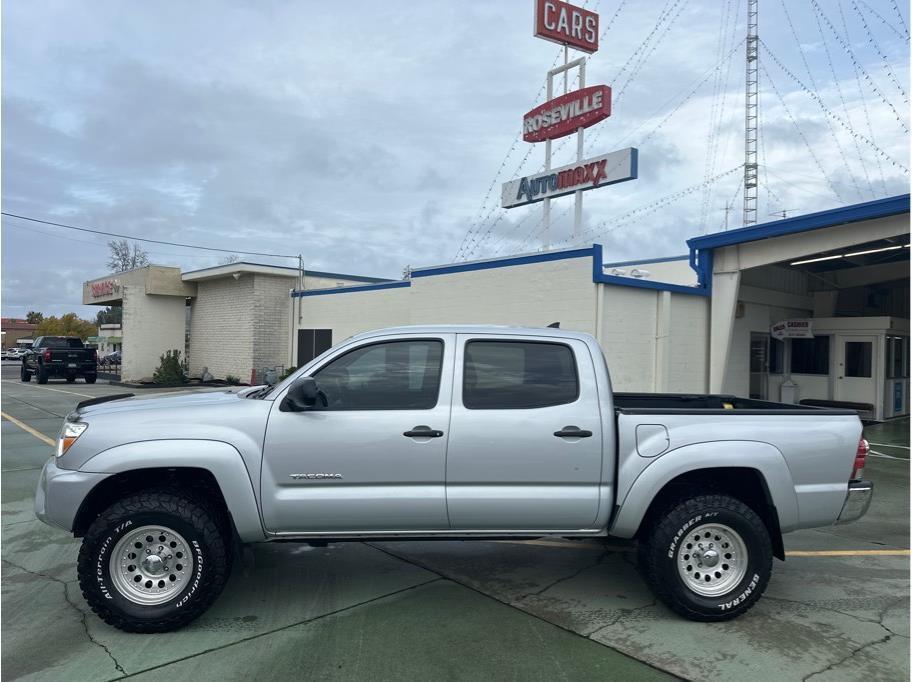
(613, 392, 860, 415)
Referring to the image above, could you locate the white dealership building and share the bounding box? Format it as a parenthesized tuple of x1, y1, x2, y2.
(82, 194, 909, 421)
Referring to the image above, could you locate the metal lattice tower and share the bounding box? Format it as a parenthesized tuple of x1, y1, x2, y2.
(743, 0, 759, 226)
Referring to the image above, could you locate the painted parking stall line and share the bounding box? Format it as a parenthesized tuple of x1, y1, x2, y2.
(0, 411, 56, 446)
(1, 380, 93, 398)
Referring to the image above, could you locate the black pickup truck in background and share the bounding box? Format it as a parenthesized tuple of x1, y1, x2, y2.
(21, 336, 97, 384)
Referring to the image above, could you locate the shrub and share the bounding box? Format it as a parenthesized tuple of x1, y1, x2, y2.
(225, 374, 241, 385)
(280, 366, 298, 380)
(153, 349, 187, 385)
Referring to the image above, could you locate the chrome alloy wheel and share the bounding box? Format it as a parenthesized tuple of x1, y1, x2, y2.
(676, 523, 748, 597)
(109, 525, 194, 605)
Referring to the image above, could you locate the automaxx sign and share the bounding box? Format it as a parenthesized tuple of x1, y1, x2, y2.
(502, 148, 638, 208)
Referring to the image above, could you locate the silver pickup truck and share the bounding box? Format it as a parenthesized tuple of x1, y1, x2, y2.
(35, 325, 873, 632)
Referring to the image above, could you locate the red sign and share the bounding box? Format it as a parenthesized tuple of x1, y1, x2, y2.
(523, 85, 611, 142)
(534, 0, 599, 53)
(90, 280, 118, 298)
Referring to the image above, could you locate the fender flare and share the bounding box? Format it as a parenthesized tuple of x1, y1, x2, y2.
(609, 440, 798, 538)
(80, 439, 266, 542)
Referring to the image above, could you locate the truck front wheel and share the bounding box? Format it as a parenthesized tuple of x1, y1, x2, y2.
(77, 490, 231, 633)
(639, 494, 772, 621)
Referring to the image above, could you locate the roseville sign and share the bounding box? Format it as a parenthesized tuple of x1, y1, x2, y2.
(523, 85, 611, 143)
(534, 0, 599, 53)
(90, 280, 120, 298)
(502, 148, 638, 208)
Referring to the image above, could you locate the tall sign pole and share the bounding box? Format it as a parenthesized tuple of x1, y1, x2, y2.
(504, 0, 638, 249)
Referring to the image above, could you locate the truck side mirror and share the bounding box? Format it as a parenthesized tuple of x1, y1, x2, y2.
(281, 376, 320, 412)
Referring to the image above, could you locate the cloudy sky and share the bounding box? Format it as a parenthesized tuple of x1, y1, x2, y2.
(2, 0, 909, 318)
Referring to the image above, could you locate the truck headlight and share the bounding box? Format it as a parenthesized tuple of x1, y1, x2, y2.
(57, 422, 87, 457)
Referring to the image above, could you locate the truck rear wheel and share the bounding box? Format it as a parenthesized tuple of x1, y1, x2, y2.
(36, 367, 48, 384)
(639, 494, 772, 621)
(20, 365, 30, 382)
(77, 490, 231, 633)
(84, 375, 97, 384)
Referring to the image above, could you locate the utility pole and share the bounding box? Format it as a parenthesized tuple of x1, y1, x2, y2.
(743, 0, 759, 226)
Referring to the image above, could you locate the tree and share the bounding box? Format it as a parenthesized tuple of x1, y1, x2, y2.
(220, 254, 240, 265)
(107, 239, 149, 273)
(35, 313, 97, 340)
(95, 306, 122, 326)
(25, 311, 44, 324)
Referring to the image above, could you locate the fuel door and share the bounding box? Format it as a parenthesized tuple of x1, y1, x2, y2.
(636, 424, 670, 458)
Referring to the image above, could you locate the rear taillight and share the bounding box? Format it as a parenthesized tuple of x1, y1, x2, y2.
(852, 438, 869, 480)
(43, 350, 52, 362)
(89, 349, 97, 360)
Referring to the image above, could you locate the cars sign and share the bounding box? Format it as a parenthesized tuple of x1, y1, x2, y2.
(523, 85, 611, 142)
(534, 0, 599, 53)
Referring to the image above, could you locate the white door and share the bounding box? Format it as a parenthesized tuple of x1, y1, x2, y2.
(835, 335, 878, 408)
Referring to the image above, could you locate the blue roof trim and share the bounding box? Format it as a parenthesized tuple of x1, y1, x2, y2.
(687, 194, 910, 251)
(291, 281, 410, 297)
(592, 244, 709, 296)
(410, 247, 595, 278)
(602, 254, 689, 267)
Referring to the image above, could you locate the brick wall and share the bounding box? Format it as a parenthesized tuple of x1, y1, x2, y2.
(189, 277, 255, 380)
(253, 274, 294, 378)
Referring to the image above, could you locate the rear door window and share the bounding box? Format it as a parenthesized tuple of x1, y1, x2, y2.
(462, 341, 579, 409)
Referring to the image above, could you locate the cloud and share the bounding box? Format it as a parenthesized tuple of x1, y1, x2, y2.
(1, 0, 908, 317)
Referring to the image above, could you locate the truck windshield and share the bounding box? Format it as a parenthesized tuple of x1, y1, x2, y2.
(42, 338, 84, 349)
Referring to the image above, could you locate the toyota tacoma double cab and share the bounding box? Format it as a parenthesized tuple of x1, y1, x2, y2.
(22, 336, 97, 384)
(34, 325, 873, 632)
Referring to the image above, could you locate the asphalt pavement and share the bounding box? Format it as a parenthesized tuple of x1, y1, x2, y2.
(1, 362, 908, 680)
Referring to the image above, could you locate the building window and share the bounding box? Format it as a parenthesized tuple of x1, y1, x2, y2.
(297, 329, 333, 366)
(844, 341, 873, 378)
(463, 341, 579, 409)
(314, 339, 443, 410)
(790, 336, 829, 375)
(769, 338, 785, 374)
(887, 336, 909, 379)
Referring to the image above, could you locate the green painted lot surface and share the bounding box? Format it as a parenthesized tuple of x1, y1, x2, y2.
(1, 366, 908, 680)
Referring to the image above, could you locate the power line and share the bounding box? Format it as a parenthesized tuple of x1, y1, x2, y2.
(759, 62, 845, 201)
(778, 0, 861, 201)
(809, 0, 909, 134)
(812, 0, 876, 200)
(0, 212, 299, 258)
(856, 0, 908, 41)
(851, 0, 908, 106)
(839, 0, 889, 195)
(761, 40, 910, 173)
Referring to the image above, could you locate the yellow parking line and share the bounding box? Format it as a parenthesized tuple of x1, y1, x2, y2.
(1, 380, 93, 398)
(0, 411, 56, 447)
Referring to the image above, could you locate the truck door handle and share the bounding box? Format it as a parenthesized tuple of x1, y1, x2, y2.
(403, 426, 444, 438)
(554, 426, 593, 438)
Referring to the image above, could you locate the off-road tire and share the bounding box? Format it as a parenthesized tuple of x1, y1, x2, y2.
(77, 490, 231, 633)
(36, 366, 48, 384)
(639, 494, 772, 621)
(20, 364, 31, 382)
(84, 375, 97, 384)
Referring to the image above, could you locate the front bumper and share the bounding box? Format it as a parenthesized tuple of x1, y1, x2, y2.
(834, 480, 874, 525)
(35, 457, 109, 532)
